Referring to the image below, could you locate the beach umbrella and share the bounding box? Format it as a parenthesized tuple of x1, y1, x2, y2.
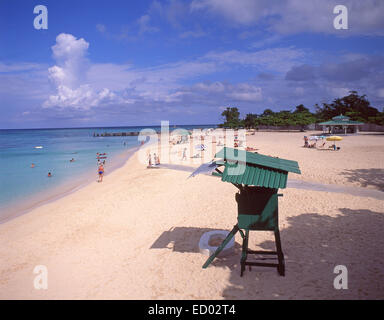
(326, 136, 343, 149)
(188, 161, 219, 178)
(326, 136, 343, 141)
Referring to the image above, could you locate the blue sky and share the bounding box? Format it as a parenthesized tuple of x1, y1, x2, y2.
(0, 0, 383, 128)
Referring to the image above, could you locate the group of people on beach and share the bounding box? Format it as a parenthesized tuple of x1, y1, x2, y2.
(303, 136, 317, 148)
(147, 152, 160, 167)
(303, 135, 340, 150)
(30, 153, 107, 181)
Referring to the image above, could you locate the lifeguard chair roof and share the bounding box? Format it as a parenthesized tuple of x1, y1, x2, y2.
(214, 147, 301, 189)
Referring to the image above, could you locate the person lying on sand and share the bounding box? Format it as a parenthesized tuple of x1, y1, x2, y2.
(317, 141, 326, 149)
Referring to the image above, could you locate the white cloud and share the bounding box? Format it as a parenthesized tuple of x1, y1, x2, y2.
(377, 88, 384, 98)
(96, 24, 106, 33)
(176, 81, 263, 103)
(44, 33, 126, 109)
(203, 47, 305, 72)
(190, 0, 384, 35)
(48, 33, 89, 88)
(228, 83, 262, 101)
(295, 87, 304, 95)
(191, 0, 269, 25)
(179, 29, 206, 38)
(43, 85, 118, 110)
(194, 82, 226, 93)
(138, 15, 159, 34)
(0, 62, 43, 73)
(251, 35, 281, 49)
(84, 47, 302, 105)
(326, 86, 350, 98)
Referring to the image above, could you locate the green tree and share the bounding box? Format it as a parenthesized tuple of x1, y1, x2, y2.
(315, 91, 379, 123)
(243, 113, 258, 128)
(220, 107, 241, 128)
(262, 108, 274, 116)
(293, 104, 310, 114)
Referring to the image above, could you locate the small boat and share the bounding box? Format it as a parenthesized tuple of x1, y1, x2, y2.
(34, 146, 43, 149)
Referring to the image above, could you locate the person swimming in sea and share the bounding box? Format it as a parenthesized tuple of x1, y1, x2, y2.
(70, 158, 75, 162)
(48, 172, 52, 177)
(31, 163, 35, 168)
(98, 164, 104, 182)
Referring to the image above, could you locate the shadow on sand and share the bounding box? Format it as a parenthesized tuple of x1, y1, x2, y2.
(151, 226, 242, 259)
(152, 208, 384, 299)
(341, 168, 384, 192)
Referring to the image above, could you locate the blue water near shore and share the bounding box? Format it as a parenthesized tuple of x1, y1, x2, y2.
(0, 125, 216, 221)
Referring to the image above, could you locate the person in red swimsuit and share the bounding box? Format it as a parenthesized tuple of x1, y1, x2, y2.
(98, 164, 104, 182)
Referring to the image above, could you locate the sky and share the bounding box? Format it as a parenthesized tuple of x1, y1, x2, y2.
(0, 0, 383, 129)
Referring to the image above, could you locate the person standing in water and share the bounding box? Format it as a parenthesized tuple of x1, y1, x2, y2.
(98, 163, 104, 182)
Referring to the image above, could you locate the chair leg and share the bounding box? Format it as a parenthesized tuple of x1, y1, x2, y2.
(274, 229, 285, 276)
(240, 229, 249, 277)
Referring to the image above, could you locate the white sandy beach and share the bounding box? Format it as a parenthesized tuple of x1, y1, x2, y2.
(0, 131, 383, 299)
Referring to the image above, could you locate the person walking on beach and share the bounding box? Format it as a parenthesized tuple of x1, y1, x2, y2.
(98, 163, 104, 182)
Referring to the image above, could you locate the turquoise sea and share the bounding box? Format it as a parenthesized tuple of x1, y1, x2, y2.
(0, 125, 216, 222)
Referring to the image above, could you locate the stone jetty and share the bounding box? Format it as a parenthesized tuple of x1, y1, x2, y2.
(93, 132, 141, 137)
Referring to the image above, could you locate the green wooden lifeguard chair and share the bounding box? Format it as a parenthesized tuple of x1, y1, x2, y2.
(203, 147, 301, 276)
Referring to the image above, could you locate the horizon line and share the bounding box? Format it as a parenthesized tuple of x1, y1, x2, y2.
(0, 123, 220, 131)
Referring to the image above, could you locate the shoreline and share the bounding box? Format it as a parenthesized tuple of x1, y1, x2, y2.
(0, 130, 383, 299)
(0, 144, 140, 224)
(2, 130, 384, 224)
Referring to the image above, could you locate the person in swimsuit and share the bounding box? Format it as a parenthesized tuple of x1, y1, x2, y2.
(48, 172, 52, 177)
(98, 164, 104, 182)
(31, 163, 35, 168)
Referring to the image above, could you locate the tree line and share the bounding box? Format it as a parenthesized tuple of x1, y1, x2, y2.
(219, 91, 384, 129)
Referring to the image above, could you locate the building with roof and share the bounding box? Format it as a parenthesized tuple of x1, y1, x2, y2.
(318, 114, 364, 134)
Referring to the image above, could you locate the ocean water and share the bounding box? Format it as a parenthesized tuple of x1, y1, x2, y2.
(0, 125, 216, 222)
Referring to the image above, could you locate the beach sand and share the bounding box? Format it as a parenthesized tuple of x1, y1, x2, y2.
(0, 131, 383, 299)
